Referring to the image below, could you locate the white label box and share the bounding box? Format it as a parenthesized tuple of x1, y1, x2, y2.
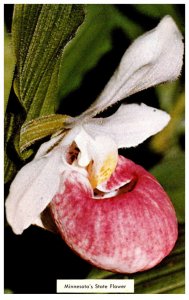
(57, 279, 134, 293)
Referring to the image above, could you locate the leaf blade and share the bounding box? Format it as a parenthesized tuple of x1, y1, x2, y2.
(5, 4, 85, 182)
(12, 4, 85, 118)
(4, 29, 16, 113)
(20, 114, 69, 152)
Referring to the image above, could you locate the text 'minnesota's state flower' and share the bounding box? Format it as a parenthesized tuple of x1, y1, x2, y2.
(6, 15, 184, 273)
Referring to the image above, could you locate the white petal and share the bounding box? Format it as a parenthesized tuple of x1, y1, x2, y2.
(83, 103, 170, 148)
(75, 128, 92, 167)
(74, 128, 118, 188)
(5, 146, 66, 234)
(80, 15, 183, 119)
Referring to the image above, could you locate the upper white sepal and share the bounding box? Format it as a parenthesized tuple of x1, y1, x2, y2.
(81, 15, 184, 119)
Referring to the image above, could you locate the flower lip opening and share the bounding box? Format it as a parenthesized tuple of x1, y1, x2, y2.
(65, 138, 118, 189)
(66, 142, 80, 164)
(93, 176, 138, 199)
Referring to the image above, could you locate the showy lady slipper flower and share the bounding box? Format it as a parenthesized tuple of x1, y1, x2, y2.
(6, 16, 183, 273)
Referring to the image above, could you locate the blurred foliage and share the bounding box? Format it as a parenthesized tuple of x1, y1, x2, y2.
(133, 4, 184, 29)
(4, 3, 185, 294)
(151, 84, 185, 153)
(150, 148, 185, 223)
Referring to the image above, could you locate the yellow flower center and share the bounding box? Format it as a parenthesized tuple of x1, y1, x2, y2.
(87, 153, 118, 189)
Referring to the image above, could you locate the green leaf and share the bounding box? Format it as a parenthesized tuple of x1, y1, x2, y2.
(4, 28, 16, 114)
(12, 4, 85, 120)
(135, 270, 184, 294)
(86, 225, 185, 294)
(5, 4, 85, 181)
(150, 148, 185, 223)
(20, 114, 69, 152)
(58, 5, 143, 101)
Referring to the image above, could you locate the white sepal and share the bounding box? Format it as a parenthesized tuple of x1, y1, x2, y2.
(5, 147, 66, 234)
(80, 15, 183, 119)
(84, 103, 170, 148)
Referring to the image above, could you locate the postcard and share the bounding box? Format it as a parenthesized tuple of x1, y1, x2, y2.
(3, 1, 185, 296)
